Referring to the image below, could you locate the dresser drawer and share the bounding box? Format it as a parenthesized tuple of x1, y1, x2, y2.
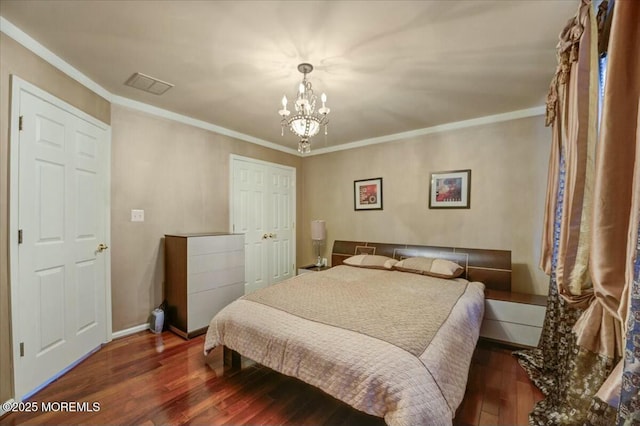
(187, 234, 244, 256)
(188, 250, 244, 275)
(484, 299, 546, 327)
(187, 282, 245, 332)
(189, 265, 244, 294)
(480, 319, 542, 347)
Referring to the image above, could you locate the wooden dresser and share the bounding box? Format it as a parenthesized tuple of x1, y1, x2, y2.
(164, 233, 245, 339)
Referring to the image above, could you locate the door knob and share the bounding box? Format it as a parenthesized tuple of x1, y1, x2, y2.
(262, 234, 269, 240)
(269, 233, 276, 239)
(97, 243, 109, 253)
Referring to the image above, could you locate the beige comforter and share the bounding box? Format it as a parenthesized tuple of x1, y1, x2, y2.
(204, 265, 485, 426)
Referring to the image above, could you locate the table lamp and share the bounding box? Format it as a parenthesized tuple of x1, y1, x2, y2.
(311, 220, 326, 267)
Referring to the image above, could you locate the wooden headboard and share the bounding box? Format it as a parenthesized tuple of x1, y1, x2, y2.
(331, 240, 512, 292)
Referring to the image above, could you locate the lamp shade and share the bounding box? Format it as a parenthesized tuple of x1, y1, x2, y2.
(311, 220, 326, 241)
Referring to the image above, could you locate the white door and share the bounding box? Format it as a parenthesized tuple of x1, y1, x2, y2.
(11, 79, 110, 400)
(233, 160, 269, 293)
(231, 156, 295, 294)
(269, 167, 295, 284)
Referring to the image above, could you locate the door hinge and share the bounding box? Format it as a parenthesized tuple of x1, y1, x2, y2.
(19, 115, 23, 131)
(18, 229, 23, 244)
(20, 342, 24, 357)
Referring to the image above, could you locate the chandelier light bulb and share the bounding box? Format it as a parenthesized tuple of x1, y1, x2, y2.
(278, 95, 290, 118)
(299, 83, 305, 94)
(318, 92, 330, 116)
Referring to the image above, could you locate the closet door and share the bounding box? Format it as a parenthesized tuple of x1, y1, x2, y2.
(269, 166, 295, 285)
(231, 156, 295, 294)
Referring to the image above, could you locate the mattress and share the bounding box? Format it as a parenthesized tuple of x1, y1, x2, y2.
(204, 265, 485, 426)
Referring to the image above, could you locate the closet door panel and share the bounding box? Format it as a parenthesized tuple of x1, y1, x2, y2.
(231, 157, 296, 292)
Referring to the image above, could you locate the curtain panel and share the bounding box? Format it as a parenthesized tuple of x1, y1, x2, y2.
(618, 220, 640, 426)
(572, 0, 640, 362)
(518, 0, 640, 424)
(618, 220, 640, 424)
(516, 151, 616, 425)
(539, 0, 598, 307)
(616, 60, 640, 425)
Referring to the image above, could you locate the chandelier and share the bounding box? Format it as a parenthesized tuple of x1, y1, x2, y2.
(278, 63, 330, 154)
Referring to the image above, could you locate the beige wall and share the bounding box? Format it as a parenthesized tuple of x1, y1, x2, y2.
(110, 105, 302, 331)
(0, 33, 111, 402)
(0, 32, 301, 399)
(300, 116, 551, 295)
(0, 30, 550, 404)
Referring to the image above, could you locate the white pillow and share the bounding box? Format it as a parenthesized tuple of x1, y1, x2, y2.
(429, 259, 465, 278)
(343, 254, 398, 270)
(393, 257, 464, 279)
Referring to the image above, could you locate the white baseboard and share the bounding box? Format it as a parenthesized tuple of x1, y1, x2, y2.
(111, 323, 149, 339)
(0, 399, 15, 417)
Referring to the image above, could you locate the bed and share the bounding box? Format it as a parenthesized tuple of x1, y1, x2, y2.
(204, 240, 511, 426)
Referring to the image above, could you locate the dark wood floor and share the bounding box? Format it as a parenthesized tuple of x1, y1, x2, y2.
(1, 331, 542, 425)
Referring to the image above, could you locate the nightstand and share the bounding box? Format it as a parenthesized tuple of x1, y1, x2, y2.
(480, 289, 547, 348)
(297, 264, 331, 275)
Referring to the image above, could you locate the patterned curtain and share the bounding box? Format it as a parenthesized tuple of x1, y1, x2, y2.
(514, 0, 640, 424)
(538, 0, 599, 307)
(618, 226, 640, 424)
(515, 154, 617, 425)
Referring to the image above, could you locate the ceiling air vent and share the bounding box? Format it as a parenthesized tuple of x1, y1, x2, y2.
(124, 72, 174, 95)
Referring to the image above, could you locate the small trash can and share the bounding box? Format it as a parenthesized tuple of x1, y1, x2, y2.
(149, 308, 164, 334)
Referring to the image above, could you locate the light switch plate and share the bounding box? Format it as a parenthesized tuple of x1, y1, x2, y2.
(131, 209, 144, 222)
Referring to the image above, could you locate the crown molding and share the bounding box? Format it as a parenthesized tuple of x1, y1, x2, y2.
(0, 16, 297, 155)
(111, 96, 299, 155)
(0, 16, 112, 100)
(308, 106, 546, 156)
(2, 16, 545, 158)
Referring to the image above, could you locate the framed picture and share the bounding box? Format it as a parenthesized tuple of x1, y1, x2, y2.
(354, 177, 383, 210)
(429, 169, 471, 209)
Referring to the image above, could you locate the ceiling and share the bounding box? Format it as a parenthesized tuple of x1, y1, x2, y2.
(0, 0, 576, 153)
